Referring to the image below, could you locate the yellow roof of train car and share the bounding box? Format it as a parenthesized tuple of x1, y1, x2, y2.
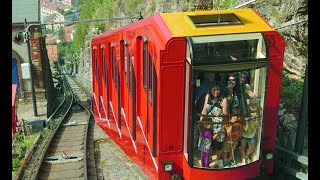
(160, 8, 274, 37)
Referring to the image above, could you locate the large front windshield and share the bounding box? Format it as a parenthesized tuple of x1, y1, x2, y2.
(192, 68, 266, 169)
(186, 33, 267, 169)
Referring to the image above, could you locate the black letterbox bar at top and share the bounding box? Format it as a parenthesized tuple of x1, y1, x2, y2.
(188, 13, 242, 27)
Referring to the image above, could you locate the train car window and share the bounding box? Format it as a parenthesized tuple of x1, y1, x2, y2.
(188, 13, 242, 27)
(112, 45, 118, 89)
(101, 46, 106, 84)
(183, 60, 191, 161)
(125, 42, 129, 85)
(109, 43, 114, 83)
(103, 46, 110, 120)
(189, 33, 266, 66)
(148, 52, 152, 103)
(92, 47, 96, 88)
(131, 61, 136, 140)
(152, 64, 157, 157)
(190, 67, 267, 169)
(143, 41, 147, 91)
(129, 55, 132, 95)
(95, 47, 101, 112)
(186, 33, 268, 169)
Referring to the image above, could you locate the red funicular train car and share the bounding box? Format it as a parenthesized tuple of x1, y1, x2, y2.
(91, 8, 285, 179)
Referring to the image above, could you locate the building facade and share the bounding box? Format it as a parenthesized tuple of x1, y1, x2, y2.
(12, 0, 45, 99)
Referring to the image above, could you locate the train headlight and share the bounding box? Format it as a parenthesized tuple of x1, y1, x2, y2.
(163, 160, 173, 172)
(265, 153, 273, 160)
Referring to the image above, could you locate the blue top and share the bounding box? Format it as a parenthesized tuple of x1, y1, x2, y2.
(195, 80, 211, 113)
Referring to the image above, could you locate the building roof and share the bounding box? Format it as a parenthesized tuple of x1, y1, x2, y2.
(12, 0, 40, 23)
(41, 0, 70, 11)
(46, 45, 58, 62)
(12, 84, 17, 107)
(45, 25, 75, 43)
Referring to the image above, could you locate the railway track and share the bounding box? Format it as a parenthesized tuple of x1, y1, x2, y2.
(15, 74, 95, 180)
(35, 76, 92, 179)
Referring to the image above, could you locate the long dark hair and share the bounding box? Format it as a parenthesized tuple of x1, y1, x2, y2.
(228, 73, 241, 93)
(229, 73, 249, 116)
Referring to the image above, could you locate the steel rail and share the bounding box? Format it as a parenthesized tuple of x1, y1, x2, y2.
(13, 132, 41, 180)
(33, 75, 91, 179)
(30, 75, 74, 180)
(66, 75, 92, 180)
(13, 74, 69, 180)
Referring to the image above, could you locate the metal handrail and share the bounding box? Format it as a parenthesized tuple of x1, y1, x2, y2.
(275, 145, 308, 180)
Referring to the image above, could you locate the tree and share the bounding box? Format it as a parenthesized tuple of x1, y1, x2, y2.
(57, 26, 66, 43)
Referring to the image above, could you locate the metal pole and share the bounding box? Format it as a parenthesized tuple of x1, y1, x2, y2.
(24, 18, 38, 116)
(295, 64, 308, 154)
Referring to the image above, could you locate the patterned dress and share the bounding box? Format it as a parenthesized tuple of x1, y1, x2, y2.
(207, 99, 225, 142)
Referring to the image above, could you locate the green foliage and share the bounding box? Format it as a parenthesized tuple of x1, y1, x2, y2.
(92, 0, 118, 31)
(57, 26, 66, 42)
(63, 9, 74, 16)
(149, 0, 156, 12)
(270, 6, 283, 23)
(12, 133, 38, 171)
(73, 23, 89, 51)
(280, 74, 304, 113)
(214, 0, 237, 10)
(72, 0, 104, 52)
(58, 42, 78, 65)
(123, 0, 144, 15)
(56, 8, 64, 15)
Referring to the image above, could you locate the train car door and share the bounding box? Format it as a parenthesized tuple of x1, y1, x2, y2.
(92, 46, 100, 119)
(117, 65, 121, 129)
(138, 38, 148, 139)
(98, 46, 105, 118)
(123, 40, 132, 132)
(110, 43, 121, 131)
(101, 45, 109, 121)
(129, 56, 137, 140)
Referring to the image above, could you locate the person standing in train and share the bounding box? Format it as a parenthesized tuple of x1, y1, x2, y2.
(198, 121, 213, 168)
(199, 83, 228, 168)
(194, 72, 217, 152)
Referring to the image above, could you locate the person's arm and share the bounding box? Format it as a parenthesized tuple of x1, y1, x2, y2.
(227, 84, 234, 101)
(194, 96, 199, 108)
(221, 97, 228, 115)
(219, 97, 229, 122)
(199, 94, 209, 121)
(245, 83, 255, 98)
(226, 116, 237, 134)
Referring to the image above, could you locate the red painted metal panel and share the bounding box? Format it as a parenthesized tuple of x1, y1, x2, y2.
(160, 66, 184, 153)
(181, 157, 261, 180)
(261, 31, 285, 174)
(159, 37, 186, 154)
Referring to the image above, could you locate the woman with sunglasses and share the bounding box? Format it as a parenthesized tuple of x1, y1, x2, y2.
(226, 74, 241, 112)
(221, 73, 246, 167)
